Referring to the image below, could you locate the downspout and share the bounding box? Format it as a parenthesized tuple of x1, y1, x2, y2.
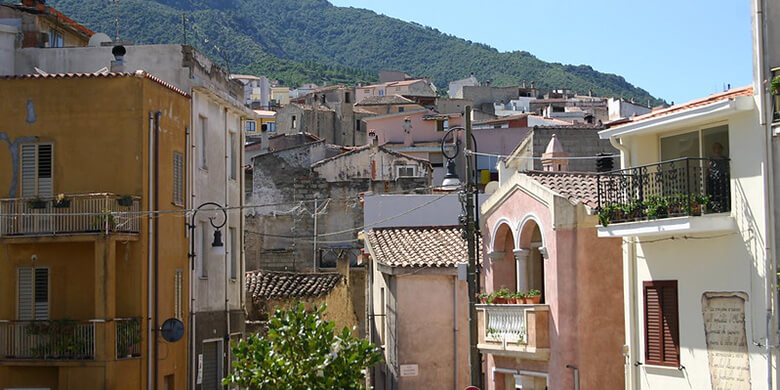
(223, 107, 231, 380)
(185, 123, 195, 390)
(147, 112, 154, 390)
(453, 275, 459, 390)
(608, 135, 639, 390)
(153, 111, 162, 389)
(754, 1, 777, 388)
(566, 365, 580, 390)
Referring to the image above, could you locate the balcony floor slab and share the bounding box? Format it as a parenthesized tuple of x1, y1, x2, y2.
(597, 213, 736, 238)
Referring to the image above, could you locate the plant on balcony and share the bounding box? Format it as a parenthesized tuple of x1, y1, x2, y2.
(25, 319, 92, 360)
(645, 196, 669, 219)
(117, 318, 142, 358)
(53, 193, 71, 208)
(599, 203, 617, 227)
(508, 291, 526, 304)
(27, 197, 47, 209)
(667, 194, 687, 216)
(524, 289, 542, 304)
(493, 288, 512, 304)
(621, 199, 643, 221)
(478, 292, 489, 304)
(117, 195, 134, 207)
(91, 209, 117, 232)
(690, 194, 711, 216)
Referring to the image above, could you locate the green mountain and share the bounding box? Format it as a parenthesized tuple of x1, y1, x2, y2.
(48, 0, 663, 104)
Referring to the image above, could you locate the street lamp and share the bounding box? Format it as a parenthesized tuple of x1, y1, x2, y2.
(439, 109, 483, 389)
(188, 202, 228, 264)
(441, 160, 461, 190)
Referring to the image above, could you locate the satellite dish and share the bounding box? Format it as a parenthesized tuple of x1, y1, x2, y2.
(160, 318, 185, 342)
(88, 32, 112, 47)
(484, 181, 499, 194)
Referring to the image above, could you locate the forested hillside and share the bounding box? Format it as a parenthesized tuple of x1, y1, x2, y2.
(49, 0, 663, 104)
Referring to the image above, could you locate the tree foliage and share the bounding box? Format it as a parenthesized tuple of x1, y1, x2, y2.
(50, 0, 663, 104)
(224, 303, 382, 390)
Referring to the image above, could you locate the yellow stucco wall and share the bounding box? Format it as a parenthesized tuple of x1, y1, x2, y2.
(0, 75, 190, 390)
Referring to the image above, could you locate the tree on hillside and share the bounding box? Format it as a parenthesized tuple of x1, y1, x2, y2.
(224, 303, 382, 389)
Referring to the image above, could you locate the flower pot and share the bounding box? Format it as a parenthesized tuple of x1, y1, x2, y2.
(526, 296, 542, 304)
(493, 297, 507, 304)
(507, 297, 518, 304)
(690, 203, 702, 216)
(117, 198, 134, 207)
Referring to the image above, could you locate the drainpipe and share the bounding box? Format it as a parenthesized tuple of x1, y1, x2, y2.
(147, 112, 155, 390)
(754, 1, 777, 388)
(185, 123, 195, 390)
(223, 107, 231, 380)
(566, 365, 579, 390)
(453, 275, 459, 390)
(153, 111, 161, 389)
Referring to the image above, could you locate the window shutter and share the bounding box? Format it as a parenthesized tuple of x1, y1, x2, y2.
(37, 144, 52, 197)
(173, 152, 183, 205)
(644, 280, 679, 367)
(20, 144, 36, 197)
(34, 268, 49, 320)
(17, 267, 33, 320)
(202, 341, 222, 389)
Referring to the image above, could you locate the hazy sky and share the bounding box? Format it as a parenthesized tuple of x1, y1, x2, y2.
(329, 0, 754, 104)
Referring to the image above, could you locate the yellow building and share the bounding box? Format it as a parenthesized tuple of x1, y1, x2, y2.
(270, 86, 291, 107)
(0, 72, 191, 389)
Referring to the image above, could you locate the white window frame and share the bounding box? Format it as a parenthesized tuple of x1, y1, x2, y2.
(199, 116, 208, 170)
(229, 227, 238, 280)
(395, 165, 417, 178)
(244, 120, 257, 133)
(17, 266, 49, 321)
(229, 131, 238, 181)
(657, 121, 729, 161)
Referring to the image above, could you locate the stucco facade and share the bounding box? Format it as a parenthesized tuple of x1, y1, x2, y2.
(0, 74, 190, 389)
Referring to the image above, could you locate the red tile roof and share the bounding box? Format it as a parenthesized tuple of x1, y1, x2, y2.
(608, 86, 753, 127)
(245, 270, 344, 301)
(366, 226, 480, 268)
(0, 71, 190, 97)
(524, 171, 600, 209)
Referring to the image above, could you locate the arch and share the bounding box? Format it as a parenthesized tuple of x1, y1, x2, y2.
(489, 218, 515, 252)
(516, 213, 545, 249)
(515, 214, 547, 303)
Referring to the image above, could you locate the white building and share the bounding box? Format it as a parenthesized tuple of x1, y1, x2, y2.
(598, 85, 777, 389)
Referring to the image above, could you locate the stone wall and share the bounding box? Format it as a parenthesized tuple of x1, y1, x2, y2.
(531, 126, 618, 172)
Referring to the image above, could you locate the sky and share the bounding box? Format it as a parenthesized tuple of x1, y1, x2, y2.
(329, 0, 754, 104)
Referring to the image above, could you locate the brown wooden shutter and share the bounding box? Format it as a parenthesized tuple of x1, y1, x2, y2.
(644, 280, 679, 367)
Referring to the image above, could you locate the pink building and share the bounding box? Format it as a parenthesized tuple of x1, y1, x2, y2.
(478, 138, 624, 389)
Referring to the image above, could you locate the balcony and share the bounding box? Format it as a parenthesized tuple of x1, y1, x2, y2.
(477, 304, 550, 360)
(0, 193, 141, 238)
(0, 317, 142, 361)
(596, 158, 736, 237)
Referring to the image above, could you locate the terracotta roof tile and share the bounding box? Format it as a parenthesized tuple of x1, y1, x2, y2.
(524, 171, 600, 209)
(245, 270, 344, 301)
(355, 94, 416, 106)
(366, 226, 480, 268)
(0, 71, 190, 97)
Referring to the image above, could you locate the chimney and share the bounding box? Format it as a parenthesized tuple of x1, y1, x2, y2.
(541, 134, 569, 172)
(110, 45, 126, 72)
(368, 129, 379, 148)
(522, 80, 527, 88)
(530, 81, 535, 89)
(403, 117, 413, 147)
(336, 250, 350, 285)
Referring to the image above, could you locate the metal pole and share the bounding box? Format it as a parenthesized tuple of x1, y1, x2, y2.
(312, 197, 318, 272)
(464, 106, 482, 388)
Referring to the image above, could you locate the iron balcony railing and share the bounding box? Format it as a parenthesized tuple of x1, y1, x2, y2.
(596, 157, 730, 226)
(0, 319, 95, 360)
(0, 193, 141, 237)
(115, 317, 142, 359)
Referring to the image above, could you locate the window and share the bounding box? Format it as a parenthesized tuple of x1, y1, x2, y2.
(644, 280, 679, 367)
(200, 221, 208, 278)
(20, 143, 53, 197)
(379, 89, 385, 96)
(199, 116, 208, 170)
(229, 227, 238, 279)
(201, 340, 223, 389)
(268, 122, 276, 133)
(436, 120, 448, 132)
(229, 132, 237, 180)
(244, 120, 257, 133)
(344, 92, 351, 103)
(174, 269, 183, 319)
(395, 165, 417, 178)
(291, 115, 297, 129)
(379, 287, 386, 347)
(49, 29, 63, 48)
(660, 125, 729, 161)
(355, 119, 362, 132)
(18, 267, 48, 320)
(173, 152, 183, 206)
(398, 107, 405, 113)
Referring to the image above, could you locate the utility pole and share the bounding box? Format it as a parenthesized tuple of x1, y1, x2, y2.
(464, 105, 482, 388)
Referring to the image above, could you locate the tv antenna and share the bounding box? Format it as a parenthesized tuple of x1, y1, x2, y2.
(113, 0, 120, 42)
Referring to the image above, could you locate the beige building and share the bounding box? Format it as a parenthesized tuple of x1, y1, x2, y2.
(364, 226, 471, 390)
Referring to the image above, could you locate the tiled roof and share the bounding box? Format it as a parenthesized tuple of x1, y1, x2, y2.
(524, 171, 599, 209)
(355, 94, 416, 106)
(311, 144, 431, 168)
(353, 107, 379, 115)
(0, 71, 190, 97)
(5, 2, 94, 37)
(288, 103, 335, 112)
(609, 86, 753, 127)
(245, 270, 344, 301)
(474, 113, 531, 125)
(366, 226, 477, 268)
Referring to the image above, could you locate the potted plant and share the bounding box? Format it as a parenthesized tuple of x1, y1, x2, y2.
(492, 288, 511, 304)
(477, 292, 489, 304)
(690, 194, 710, 216)
(622, 199, 643, 221)
(599, 203, 617, 227)
(645, 196, 669, 220)
(667, 194, 686, 216)
(525, 289, 542, 304)
(771, 75, 780, 121)
(27, 197, 47, 209)
(53, 193, 71, 208)
(117, 195, 134, 207)
(91, 209, 116, 232)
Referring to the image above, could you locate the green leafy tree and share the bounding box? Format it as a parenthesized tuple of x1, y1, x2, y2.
(224, 303, 382, 389)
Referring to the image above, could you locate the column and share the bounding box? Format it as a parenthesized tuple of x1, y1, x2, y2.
(513, 249, 530, 292)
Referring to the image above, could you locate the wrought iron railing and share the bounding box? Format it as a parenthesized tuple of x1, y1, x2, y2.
(115, 317, 142, 359)
(0, 193, 141, 236)
(0, 319, 95, 360)
(596, 157, 730, 226)
(479, 305, 528, 344)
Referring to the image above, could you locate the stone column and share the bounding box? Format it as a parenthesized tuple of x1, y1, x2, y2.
(513, 249, 530, 292)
